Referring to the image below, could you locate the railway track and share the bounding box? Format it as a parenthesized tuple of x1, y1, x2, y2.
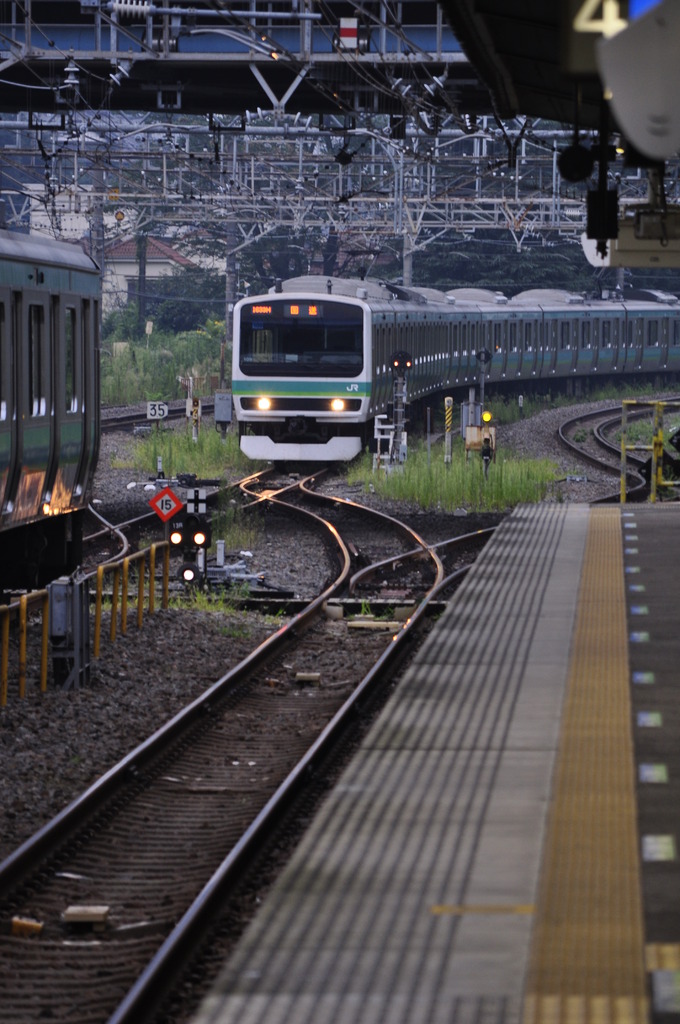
(0, 475, 491, 1024)
(558, 404, 650, 501)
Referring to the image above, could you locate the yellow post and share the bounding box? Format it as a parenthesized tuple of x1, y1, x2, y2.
(162, 544, 170, 609)
(149, 544, 157, 615)
(110, 566, 119, 643)
(444, 396, 453, 465)
(18, 594, 27, 698)
(40, 592, 49, 693)
(137, 553, 145, 629)
(94, 565, 104, 657)
(0, 606, 9, 707)
(121, 557, 129, 636)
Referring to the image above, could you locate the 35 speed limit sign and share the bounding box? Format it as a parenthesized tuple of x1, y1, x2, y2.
(147, 401, 169, 420)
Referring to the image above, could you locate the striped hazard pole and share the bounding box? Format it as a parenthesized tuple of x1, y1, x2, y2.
(444, 396, 453, 464)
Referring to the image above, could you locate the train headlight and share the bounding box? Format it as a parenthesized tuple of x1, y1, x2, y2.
(257, 396, 271, 411)
(331, 398, 345, 412)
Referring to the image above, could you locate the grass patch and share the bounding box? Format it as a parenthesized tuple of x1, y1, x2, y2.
(348, 439, 557, 512)
(132, 423, 258, 480)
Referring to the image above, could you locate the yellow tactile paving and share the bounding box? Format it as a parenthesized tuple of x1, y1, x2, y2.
(646, 943, 680, 970)
(523, 508, 648, 1024)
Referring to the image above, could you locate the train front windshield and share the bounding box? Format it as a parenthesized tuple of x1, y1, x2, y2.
(239, 300, 363, 377)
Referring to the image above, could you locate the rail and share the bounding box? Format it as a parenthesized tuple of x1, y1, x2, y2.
(0, 542, 170, 705)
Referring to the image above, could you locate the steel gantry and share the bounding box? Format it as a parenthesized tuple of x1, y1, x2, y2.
(1, 111, 668, 270)
(0, 1, 677, 284)
(0, 1, 485, 119)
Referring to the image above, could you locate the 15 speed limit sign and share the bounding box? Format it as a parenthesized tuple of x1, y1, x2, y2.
(149, 486, 183, 522)
(147, 401, 169, 420)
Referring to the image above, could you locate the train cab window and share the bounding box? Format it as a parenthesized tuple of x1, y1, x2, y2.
(28, 304, 46, 417)
(65, 306, 77, 412)
(239, 300, 363, 377)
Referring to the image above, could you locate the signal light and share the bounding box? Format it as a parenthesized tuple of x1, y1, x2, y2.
(391, 350, 413, 372)
(482, 410, 493, 423)
(180, 562, 198, 584)
(169, 513, 212, 551)
(185, 513, 211, 549)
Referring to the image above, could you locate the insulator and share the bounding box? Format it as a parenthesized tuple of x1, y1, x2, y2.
(111, 1, 151, 17)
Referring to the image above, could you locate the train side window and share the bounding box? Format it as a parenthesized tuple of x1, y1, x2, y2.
(28, 304, 45, 417)
(647, 320, 659, 347)
(0, 303, 5, 420)
(602, 320, 611, 348)
(560, 321, 570, 350)
(674, 320, 680, 346)
(65, 306, 77, 412)
(509, 322, 517, 352)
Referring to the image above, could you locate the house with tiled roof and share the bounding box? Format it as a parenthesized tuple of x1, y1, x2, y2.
(102, 235, 198, 313)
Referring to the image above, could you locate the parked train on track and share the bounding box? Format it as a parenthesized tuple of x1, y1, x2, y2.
(0, 230, 100, 590)
(232, 275, 680, 462)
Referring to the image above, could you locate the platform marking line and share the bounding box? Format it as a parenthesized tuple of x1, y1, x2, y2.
(523, 507, 648, 1024)
(430, 903, 534, 916)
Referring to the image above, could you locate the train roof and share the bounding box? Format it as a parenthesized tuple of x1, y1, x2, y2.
(0, 229, 99, 272)
(270, 276, 399, 301)
(270, 276, 457, 306)
(265, 276, 680, 313)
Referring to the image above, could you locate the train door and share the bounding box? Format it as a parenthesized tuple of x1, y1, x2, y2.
(644, 317, 662, 371)
(600, 317, 614, 372)
(9, 289, 51, 524)
(76, 296, 100, 501)
(591, 316, 600, 371)
(626, 313, 644, 370)
(451, 321, 461, 381)
(577, 316, 593, 374)
(545, 316, 559, 376)
(660, 313, 670, 368)
(492, 319, 508, 377)
(48, 297, 89, 510)
(523, 317, 539, 376)
(506, 316, 520, 377)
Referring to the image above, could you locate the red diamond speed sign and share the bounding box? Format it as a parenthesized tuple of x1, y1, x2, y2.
(149, 485, 183, 522)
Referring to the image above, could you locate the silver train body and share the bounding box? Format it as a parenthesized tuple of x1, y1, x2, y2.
(232, 275, 680, 462)
(0, 230, 101, 589)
